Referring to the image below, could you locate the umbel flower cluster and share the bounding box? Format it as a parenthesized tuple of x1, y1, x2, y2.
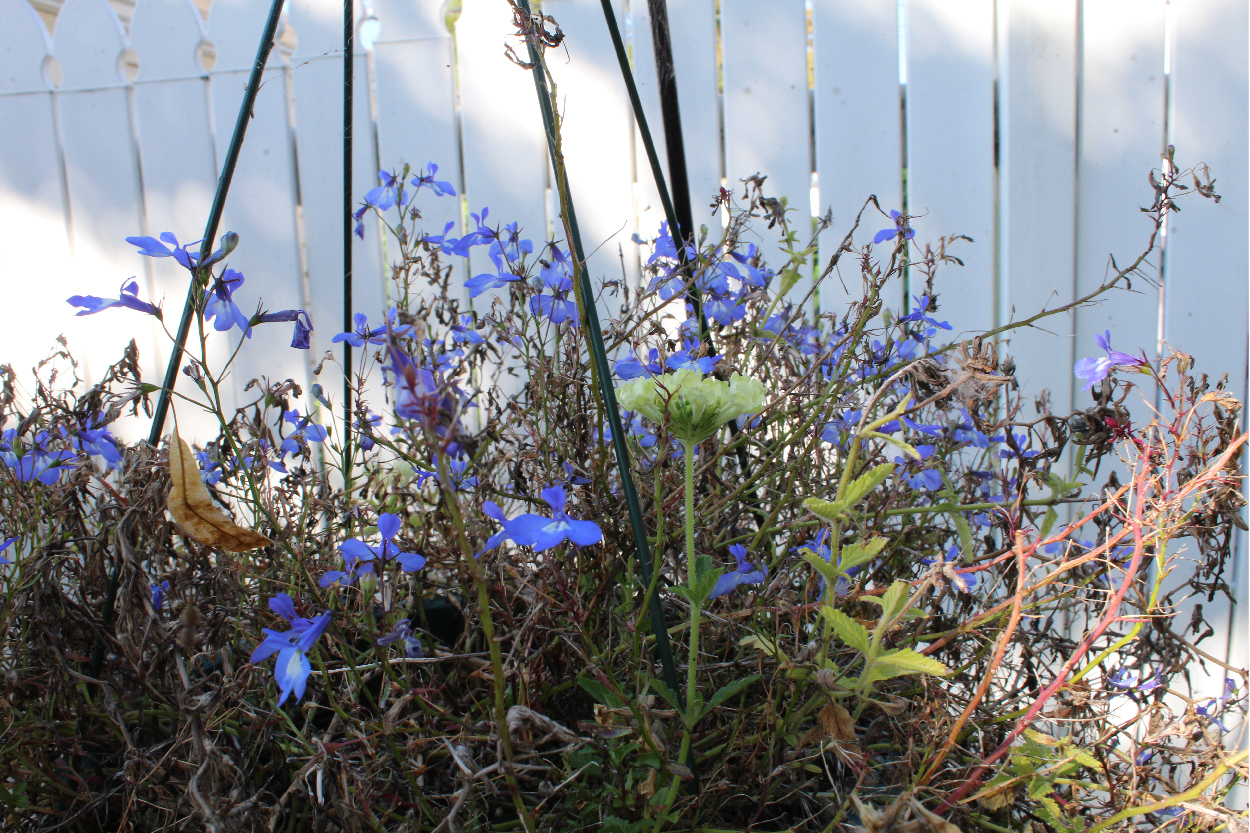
(0, 148, 1241, 833)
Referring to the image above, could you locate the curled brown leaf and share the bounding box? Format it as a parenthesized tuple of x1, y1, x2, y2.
(167, 430, 272, 552)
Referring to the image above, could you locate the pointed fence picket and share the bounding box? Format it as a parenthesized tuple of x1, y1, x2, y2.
(0, 0, 1244, 682)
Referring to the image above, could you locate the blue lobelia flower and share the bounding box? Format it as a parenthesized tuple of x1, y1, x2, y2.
(1074, 331, 1149, 390)
(709, 544, 768, 599)
(280, 410, 328, 456)
(411, 162, 456, 197)
(614, 348, 664, 380)
(332, 311, 397, 349)
(322, 513, 425, 587)
(377, 618, 425, 658)
(529, 245, 579, 326)
(249, 593, 332, 706)
(666, 349, 718, 375)
(1195, 678, 1238, 733)
(254, 309, 314, 349)
(505, 485, 602, 552)
(477, 500, 512, 558)
(363, 169, 410, 213)
(151, 580, 170, 610)
(75, 415, 123, 468)
(426, 221, 480, 258)
(126, 230, 236, 271)
(872, 210, 916, 245)
(68, 279, 161, 318)
(0, 536, 16, 566)
(203, 269, 252, 334)
(466, 265, 524, 298)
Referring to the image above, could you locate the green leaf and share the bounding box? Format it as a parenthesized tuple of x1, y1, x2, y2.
(803, 496, 849, 523)
(1028, 777, 1054, 799)
(801, 548, 841, 584)
(1035, 796, 1065, 829)
(870, 580, 912, 640)
(843, 463, 896, 507)
(702, 674, 760, 717)
(868, 648, 950, 682)
(1040, 506, 1059, 538)
(1069, 749, 1101, 770)
(822, 607, 871, 654)
(689, 555, 723, 606)
(953, 514, 973, 551)
(740, 634, 789, 664)
(839, 537, 887, 573)
(577, 677, 623, 709)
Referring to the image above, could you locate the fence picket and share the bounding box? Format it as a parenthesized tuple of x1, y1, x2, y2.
(629, 0, 722, 254)
(999, 0, 1078, 422)
(905, 0, 996, 337)
(129, 0, 224, 440)
(811, 0, 903, 317)
(455, 0, 548, 306)
(204, 0, 310, 413)
(1160, 0, 1248, 701)
(370, 0, 463, 294)
(721, 0, 813, 307)
(542, 0, 636, 323)
(53, 0, 162, 442)
(0, 2, 76, 401)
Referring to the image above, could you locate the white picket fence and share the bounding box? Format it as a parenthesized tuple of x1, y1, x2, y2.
(0, 0, 1246, 705)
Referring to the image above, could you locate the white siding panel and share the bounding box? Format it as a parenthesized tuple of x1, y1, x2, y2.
(1073, 0, 1165, 404)
(371, 6, 463, 297)
(812, 0, 903, 317)
(999, 0, 1078, 419)
(1161, 0, 1248, 711)
(289, 0, 386, 362)
(542, 0, 636, 322)
(721, 0, 812, 305)
(455, 0, 548, 291)
(206, 0, 309, 406)
(130, 0, 224, 440)
(906, 0, 997, 337)
(54, 0, 162, 442)
(629, 0, 722, 250)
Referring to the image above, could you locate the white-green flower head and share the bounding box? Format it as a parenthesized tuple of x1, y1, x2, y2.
(617, 369, 767, 446)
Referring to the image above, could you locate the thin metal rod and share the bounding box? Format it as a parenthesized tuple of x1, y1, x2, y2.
(343, 0, 355, 481)
(515, 0, 687, 749)
(147, 0, 288, 448)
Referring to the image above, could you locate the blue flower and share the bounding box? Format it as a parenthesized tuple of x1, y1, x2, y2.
(250, 594, 332, 705)
(68, 279, 161, 318)
(254, 309, 314, 349)
(529, 245, 579, 326)
(666, 348, 718, 375)
(322, 513, 425, 587)
(362, 169, 410, 212)
(426, 221, 479, 258)
(414, 456, 478, 492)
(75, 415, 123, 468)
(1195, 678, 1238, 733)
(898, 295, 951, 335)
(126, 230, 235, 271)
(1074, 331, 1148, 390)
(332, 311, 396, 349)
(450, 314, 486, 345)
(466, 266, 524, 298)
(411, 162, 456, 197)
(614, 348, 663, 380)
(203, 269, 252, 334)
(281, 410, 328, 456)
(377, 618, 424, 658)
(151, 580, 170, 610)
(477, 500, 513, 558)
(0, 536, 16, 566)
(505, 485, 602, 552)
(872, 210, 916, 245)
(710, 544, 768, 599)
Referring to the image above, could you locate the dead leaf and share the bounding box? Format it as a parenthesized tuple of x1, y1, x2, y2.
(800, 700, 864, 767)
(167, 431, 272, 552)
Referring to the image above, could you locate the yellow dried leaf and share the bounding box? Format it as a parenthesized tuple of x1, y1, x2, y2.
(167, 431, 272, 552)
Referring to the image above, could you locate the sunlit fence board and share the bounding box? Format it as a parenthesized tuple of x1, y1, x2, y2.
(998, 0, 1078, 422)
(543, 0, 636, 323)
(0, 1, 75, 395)
(205, 0, 309, 411)
(629, 0, 723, 252)
(54, 0, 163, 444)
(1161, 0, 1248, 702)
(905, 0, 997, 337)
(811, 0, 903, 316)
(721, 0, 813, 307)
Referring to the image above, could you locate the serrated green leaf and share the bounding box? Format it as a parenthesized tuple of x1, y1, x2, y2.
(577, 677, 623, 709)
(872, 648, 950, 677)
(839, 537, 887, 573)
(843, 463, 896, 507)
(1035, 796, 1064, 828)
(822, 607, 871, 654)
(650, 679, 683, 714)
(740, 634, 789, 664)
(1028, 777, 1054, 799)
(801, 548, 841, 584)
(1070, 749, 1100, 769)
(803, 496, 850, 523)
(702, 674, 760, 717)
(872, 580, 911, 637)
